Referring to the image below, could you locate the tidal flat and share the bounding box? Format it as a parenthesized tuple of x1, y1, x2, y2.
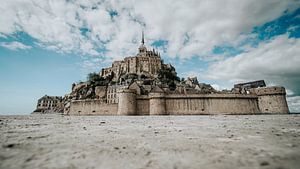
(0, 114, 300, 169)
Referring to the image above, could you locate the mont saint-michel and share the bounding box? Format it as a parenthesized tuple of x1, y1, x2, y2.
(33, 33, 289, 116)
(1, 1, 300, 168)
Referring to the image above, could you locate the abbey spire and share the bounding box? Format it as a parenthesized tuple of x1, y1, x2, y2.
(139, 31, 147, 53)
(141, 31, 145, 45)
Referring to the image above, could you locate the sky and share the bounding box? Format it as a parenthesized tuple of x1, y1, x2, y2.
(0, 0, 300, 114)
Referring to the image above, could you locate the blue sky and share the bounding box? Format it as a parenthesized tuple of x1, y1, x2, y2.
(0, 0, 300, 114)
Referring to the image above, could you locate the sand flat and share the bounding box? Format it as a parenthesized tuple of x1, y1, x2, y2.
(0, 114, 300, 169)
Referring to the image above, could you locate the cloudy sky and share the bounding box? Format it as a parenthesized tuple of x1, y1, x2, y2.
(0, 0, 299, 114)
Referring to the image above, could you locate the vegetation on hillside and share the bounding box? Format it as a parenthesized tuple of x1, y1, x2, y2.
(157, 65, 180, 90)
(87, 72, 113, 86)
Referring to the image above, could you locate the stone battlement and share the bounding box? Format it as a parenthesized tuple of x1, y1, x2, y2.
(69, 99, 117, 115)
(254, 86, 286, 96)
(164, 94, 258, 99)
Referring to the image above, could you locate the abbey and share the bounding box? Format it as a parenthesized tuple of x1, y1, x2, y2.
(100, 32, 163, 81)
(33, 33, 290, 115)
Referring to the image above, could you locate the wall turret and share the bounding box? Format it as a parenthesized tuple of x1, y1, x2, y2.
(149, 91, 166, 115)
(255, 86, 289, 114)
(117, 89, 137, 115)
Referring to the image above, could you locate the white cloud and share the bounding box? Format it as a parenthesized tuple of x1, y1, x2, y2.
(205, 34, 300, 86)
(130, 0, 299, 58)
(0, 0, 299, 59)
(0, 33, 7, 38)
(204, 34, 300, 112)
(0, 41, 32, 50)
(211, 84, 221, 91)
(287, 96, 300, 113)
(79, 57, 112, 76)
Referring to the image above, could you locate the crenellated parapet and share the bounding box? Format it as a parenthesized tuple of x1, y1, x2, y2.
(254, 86, 286, 96)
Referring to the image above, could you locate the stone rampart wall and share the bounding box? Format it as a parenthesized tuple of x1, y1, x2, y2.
(254, 87, 289, 114)
(258, 95, 289, 114)
(136, 96, 149, 115)
(254, 86, 286, 95)
(165, 94, 260, 115)
(69, 99, 117, 115)
(68, 87, 289, 115)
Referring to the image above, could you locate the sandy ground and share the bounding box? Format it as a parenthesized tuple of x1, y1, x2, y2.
(0, 114, 300, 169)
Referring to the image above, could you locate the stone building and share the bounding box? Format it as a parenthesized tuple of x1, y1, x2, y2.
(106, 85, 117, 104)
(100, 32, 163, 81)
(106, 84, 129, 104)
(185, 77, 199, 88)
(32, 95, 63, 113)
(234, 80, 266, 93)
(175, 77, 216, 94)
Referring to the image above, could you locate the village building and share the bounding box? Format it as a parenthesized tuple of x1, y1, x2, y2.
(106, 84, 129, 104)
(33, 95, 63, 113)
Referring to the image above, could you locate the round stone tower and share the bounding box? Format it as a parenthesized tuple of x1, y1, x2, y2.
(255, 86, 289, 114)
(149, 92, 166, 115)
(117, 89, 137, 115)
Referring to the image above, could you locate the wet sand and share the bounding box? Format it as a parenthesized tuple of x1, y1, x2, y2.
(0, 114, 300, 169)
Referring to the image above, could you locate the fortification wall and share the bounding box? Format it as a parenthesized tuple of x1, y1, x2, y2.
(136, 96, 149, 115)
(164, 94, 260, 115)
(254, 86, 289, 114)
(117, 89, 137, 115)
(149, 93, 166, 115)
(68, 86, 289, 115)
(254, 86, 286, 95)
(69, 99, 117, 115)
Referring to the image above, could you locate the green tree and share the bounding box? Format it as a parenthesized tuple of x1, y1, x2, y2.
(87, 72, 107, 86)
(157, 65, 180, 90)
